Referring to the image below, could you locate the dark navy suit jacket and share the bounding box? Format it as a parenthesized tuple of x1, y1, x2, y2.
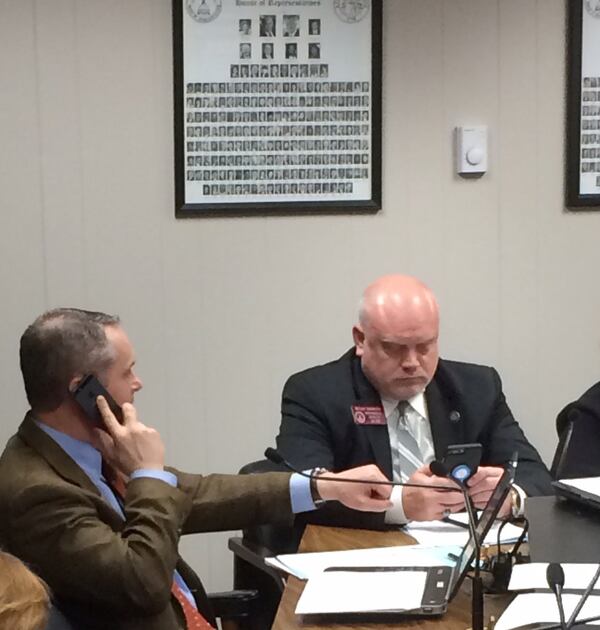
(276, 349, 554, 529)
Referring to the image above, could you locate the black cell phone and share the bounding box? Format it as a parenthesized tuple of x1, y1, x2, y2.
(441, 443, 482, 482)
(72, 374, 123, 426)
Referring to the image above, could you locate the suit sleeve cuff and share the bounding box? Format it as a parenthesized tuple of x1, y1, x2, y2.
(130, 469, 178, 487)
(384, 485, 409, 524)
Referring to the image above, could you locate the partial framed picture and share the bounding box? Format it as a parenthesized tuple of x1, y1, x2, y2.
(173, 0, 382, 217)
(566, 0, 600, 208)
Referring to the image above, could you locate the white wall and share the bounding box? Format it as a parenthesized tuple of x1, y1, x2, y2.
(1, 0, 598, 591)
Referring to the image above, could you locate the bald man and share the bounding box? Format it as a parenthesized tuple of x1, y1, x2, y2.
(273, 274, 553, 531)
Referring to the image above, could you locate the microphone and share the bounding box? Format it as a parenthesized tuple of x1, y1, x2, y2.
(547, 563, 567, 630)
(264, 447, 462, 493)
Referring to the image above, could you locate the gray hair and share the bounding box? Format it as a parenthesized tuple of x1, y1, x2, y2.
(20, 308, 120, 412)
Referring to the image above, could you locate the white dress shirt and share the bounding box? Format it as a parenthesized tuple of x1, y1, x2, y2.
(381, 394, 526, 523)
(383, 392, 434, 524)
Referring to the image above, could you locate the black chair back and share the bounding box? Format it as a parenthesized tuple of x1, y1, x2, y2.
(238, 459, 301, 553)
(230, 458, 299, 629)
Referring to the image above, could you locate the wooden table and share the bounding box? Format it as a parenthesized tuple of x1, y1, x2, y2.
(272, 525, 510, 630)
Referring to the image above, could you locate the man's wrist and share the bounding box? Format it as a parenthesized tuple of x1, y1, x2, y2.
(384, 485, 408, 524)
(510, 485, 526, 518)
(311, 468, 329, 506)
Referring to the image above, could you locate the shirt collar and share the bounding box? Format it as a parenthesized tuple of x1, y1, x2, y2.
(381, 391, 427, 420)
(35, 420, 103, 479)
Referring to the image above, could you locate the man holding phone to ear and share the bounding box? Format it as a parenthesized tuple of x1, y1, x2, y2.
(0, 308, 392, 630)
(273, 274, 554, 529)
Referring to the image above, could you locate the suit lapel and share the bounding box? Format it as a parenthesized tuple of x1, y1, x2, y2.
(17, 414, 125, 528)
(426, 362, 465, 460)
(349, 352, 393, 479)
(18, 414, 101, 494)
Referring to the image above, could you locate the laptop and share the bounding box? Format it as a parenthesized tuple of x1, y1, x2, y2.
(553, 476, 600, 511)
(297, 457, 517, 620)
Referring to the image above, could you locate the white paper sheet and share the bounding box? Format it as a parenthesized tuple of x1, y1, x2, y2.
(266, 544, 460, 580)
(295, 568, 428, 615)
(509, 563, 600, 591)
(494, 593, 600, 630)
(405, 514, 524, 548)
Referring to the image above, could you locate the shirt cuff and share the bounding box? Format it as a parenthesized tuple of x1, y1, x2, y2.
(130, 469, 178, 487)
(384, 485, 409, 524)
(289, 471, 316, 513)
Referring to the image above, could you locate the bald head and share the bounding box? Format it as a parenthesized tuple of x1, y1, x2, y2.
(353, 275, 440, 400)
(359, 275, 439, 331)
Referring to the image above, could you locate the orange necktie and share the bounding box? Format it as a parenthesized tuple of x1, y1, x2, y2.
(171, 581, 214, 630)
(102, 462, 215, 629)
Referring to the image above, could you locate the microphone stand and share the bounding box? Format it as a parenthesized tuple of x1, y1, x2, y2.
(565, 563, 600, 629)
(454, 479, 484, 630)
(429, 460, 485, 630)
(546, 563, 567, 630)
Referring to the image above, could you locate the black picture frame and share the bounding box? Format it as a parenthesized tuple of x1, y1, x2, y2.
(566, 0, 600, 209)
(172, 0, 382, 217)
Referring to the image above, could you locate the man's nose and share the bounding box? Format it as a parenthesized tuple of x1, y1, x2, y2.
(133, 376, 143, 391)
(401, 349, 419, 370)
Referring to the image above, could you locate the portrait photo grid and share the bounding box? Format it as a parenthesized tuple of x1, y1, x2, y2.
(179, 1, 376, 207)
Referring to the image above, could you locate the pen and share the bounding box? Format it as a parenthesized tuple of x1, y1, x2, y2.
(443, 516, 470, 530)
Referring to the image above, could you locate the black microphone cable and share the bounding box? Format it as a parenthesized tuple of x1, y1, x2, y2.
(486, 516, 529, 594)
(264, 447, 464, 494)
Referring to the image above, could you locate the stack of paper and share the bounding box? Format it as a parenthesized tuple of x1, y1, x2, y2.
(508, 562, 600, 591)
(405, 513, 525, 547)
(295, 568, 428, 615)
(494, 593, 600, 630)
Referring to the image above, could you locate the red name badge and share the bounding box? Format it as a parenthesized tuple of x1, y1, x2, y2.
(351, 404, 386, 425)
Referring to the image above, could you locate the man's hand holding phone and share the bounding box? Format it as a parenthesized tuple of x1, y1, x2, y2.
(466, 466, 511, 515)
(94, 396, 165, 476)
(402, 465, 465, 521)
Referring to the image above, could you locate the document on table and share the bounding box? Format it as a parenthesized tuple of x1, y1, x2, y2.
(266, 543, 460, 580)
(494, 593, 600, 630)
(405, 513, 525, 547)
(295, 568, 428, 615)
(509, 563, 600, 591)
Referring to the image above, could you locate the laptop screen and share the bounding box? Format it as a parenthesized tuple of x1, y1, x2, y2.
(448, 455, 518, 599)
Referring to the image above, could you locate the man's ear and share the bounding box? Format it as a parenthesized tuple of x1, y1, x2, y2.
(352, 325, 365, 356)
(68, 375, 84, 394)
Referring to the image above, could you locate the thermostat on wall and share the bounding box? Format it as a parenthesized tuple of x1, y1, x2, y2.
(455, 126, 488, 175)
